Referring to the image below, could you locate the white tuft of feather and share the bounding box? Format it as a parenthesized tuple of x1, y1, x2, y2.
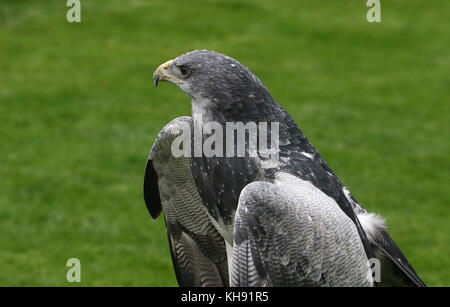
(357, 213, 387, 243)
(300, 151, 314, 159)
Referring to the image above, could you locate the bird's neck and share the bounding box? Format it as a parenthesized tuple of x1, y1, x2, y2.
(191, 95, 281, 124)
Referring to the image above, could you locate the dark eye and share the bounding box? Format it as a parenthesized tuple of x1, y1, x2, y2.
(180, 66, 189, 76)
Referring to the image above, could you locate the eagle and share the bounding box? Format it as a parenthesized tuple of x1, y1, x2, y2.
(144, 50, 425, 287)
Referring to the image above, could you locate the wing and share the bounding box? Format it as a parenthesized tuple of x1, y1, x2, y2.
(231, 172, 373, 287)
(372, 229, 426, 287)
(144, 116, 229, 286)
(270, 109, 426, 287)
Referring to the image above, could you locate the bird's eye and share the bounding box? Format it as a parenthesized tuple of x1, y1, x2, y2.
(180, 66, 189, 76)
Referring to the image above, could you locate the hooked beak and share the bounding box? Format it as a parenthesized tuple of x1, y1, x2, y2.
(153, 59, 174, 88)
(153, 73, 160, 87)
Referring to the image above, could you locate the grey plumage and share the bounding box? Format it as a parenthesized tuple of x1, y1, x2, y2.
(145, 117, 228, 286)
(232, 173, 372, 287)
(146, 49, 425, 287)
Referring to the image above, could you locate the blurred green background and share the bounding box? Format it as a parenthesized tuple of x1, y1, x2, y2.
(0, 0, 448, 286)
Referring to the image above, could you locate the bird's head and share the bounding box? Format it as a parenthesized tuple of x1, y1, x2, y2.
(153, 50, 273, 115)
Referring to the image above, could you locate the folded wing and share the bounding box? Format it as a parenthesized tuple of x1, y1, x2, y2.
(231, 172, 373, 287)
(144, 116, 228, 286)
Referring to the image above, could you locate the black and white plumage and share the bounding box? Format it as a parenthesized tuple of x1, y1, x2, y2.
(145, 50, 425, 287)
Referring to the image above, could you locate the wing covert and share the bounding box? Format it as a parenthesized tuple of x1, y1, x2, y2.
(231, 172, 373, 287)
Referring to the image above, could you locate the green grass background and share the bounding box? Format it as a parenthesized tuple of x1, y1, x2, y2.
(0, 0, 448, 286)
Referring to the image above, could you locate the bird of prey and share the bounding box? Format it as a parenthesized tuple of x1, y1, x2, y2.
(145, 50, 425, 287)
